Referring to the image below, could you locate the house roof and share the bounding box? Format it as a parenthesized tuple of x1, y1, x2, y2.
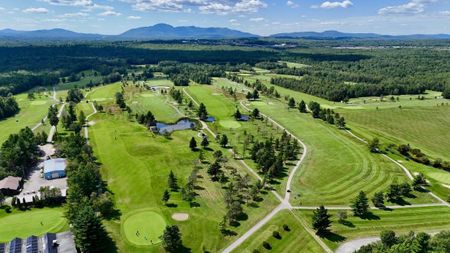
(0, 176, 21, 190)
(43, 159, 67, 174)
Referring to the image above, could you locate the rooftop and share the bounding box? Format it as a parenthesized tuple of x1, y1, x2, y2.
(0, 176, 21, 190)
(43, 159, 67, 174)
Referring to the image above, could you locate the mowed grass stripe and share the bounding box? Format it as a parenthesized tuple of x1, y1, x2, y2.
(249, 98, 435, 205)
(298, 206, 450, 250)
(341, 106, 450, 160)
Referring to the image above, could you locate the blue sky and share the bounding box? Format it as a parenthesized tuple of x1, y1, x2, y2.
(0, 0, 449, 35)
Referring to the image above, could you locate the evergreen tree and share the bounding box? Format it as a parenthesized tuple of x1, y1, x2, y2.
(234, 109, 242, 120)
(220, 134, 228, 148)
(198, 103, 208, 120)
(78, 110, 86, 126)
(201, 137, 209, 148)
(160, 225, 183, 253)
(162, 189, 170, 205)
(312, 205, 332, 235)
(207, 161, 222, 181)
(298, 100, 307, 113)
(252, 108, 260, 118)
(168, 171, 178, 191)
(351, 191, 370, 217)
(288, 97, 296, 108)
(189, 137, 197, 151)
(71, 201, 106, 252)
(372, 191, 385, 208)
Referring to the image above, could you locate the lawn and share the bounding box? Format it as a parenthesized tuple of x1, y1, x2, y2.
(234, 210, 324, 253)
(340, 106, 450, 161)
(0, 207, 68, 242)
(246, 97, 435, 206)
(88, 106, 279, 252)
(298, 206, 450, 250)
(0, 92, 54, 144)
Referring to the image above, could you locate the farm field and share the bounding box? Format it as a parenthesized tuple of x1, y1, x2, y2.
(88, 89, 280, 252)
(0, 92, 54, 144)
(234, 210, 323, 253)
(298, 206, 450, 250)
(0, 207, 68, 242)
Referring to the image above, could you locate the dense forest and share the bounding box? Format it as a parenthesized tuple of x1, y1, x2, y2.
(0, 41, 449, 100)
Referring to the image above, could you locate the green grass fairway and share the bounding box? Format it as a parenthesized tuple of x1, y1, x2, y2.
(341, 106, 450, 160)
(186, 85, 237, 120)
(0, 93, 54, 144)
(219, 120, 241, 129)
(123, 210, 166, 246)
(86, 82, 121, 103)
(234, 210, 323, 253)
(0, 208, 67, 242)
(298, 206, 450, 250)
(128, 91, 180, 122)
(247, 97, 435, 206)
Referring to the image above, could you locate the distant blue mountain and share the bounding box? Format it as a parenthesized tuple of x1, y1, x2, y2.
(270, 30, 450, 40)
(119, 23, 257, 39)
(0, 23, 257, 40)
(0, 28, 104, 40)
(1, 25, 449, 41)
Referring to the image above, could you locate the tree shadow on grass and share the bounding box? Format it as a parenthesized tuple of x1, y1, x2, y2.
(166, 203, 178, 208)
(360, 212, 381, 220)
(388, 198, 411, 206)
(221, 229, 238, 237)
(321, 231, 346, 243)
(339, 220, 355, 228)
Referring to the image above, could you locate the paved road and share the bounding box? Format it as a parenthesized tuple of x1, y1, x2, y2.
(46, 102, 65, 143)
(84, 102, 98, 143)
(335, 237, 380, 253)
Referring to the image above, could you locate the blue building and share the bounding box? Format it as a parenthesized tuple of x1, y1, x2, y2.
(43, 159, 67, 180)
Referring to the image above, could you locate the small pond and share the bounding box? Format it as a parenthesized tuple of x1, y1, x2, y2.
(156, 119, 195, 134)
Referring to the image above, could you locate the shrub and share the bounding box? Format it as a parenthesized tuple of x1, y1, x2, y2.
(283, 224, 290, 231)
(272, 231, 281, 239)
(262, 241, 271, 250)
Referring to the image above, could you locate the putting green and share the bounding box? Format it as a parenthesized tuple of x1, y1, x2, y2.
(123, 210, 166, 246)
(140, 93, 155, 97)
(219, 120, 241, 129)
(30, 100, 47, 105)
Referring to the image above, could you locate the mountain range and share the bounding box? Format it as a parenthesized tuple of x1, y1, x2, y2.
(0, 24, 449, 41)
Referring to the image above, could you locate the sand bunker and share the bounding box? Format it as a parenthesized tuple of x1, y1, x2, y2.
(172, 213, 189, 221)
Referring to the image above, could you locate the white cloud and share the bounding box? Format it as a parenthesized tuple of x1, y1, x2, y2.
(286, 1, 299, 8)
(59, 12, 88, 18)
(0, 7, 5, 11)
(440, 10, 450, 16)
(98, 10, 122, 16)
(378, 0, 438, 16)
(42, 0, 113, 12)
(317, 0, 353, 9)
(127, 15, 142, 19)
(250, 17, 264, 22)
(23, 7, 49, 14)
(123, 0, 266, 14)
